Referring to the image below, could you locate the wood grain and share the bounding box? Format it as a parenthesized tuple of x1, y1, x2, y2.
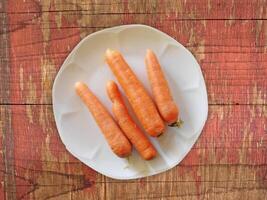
(105, 105, 267, 199)
(1, 0, 267, 199)
(0, 104, 266, 199)
(0, 1, 16, 200)
(2, 1, 266, 105)
(3, 0, 267, 19)
(0, 0, 10, 103)
(0, 105, 105, 200)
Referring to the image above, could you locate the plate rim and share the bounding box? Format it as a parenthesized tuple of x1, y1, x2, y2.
(52, 24, 209, 180)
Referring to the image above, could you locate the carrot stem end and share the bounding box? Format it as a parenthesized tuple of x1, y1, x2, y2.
(169, 119, 184, 128)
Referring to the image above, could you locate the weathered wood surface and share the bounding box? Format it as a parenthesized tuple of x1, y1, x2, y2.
(0, 105, 266, 199)
(1, 1, 267, 105)
(0, 0, 266, 199)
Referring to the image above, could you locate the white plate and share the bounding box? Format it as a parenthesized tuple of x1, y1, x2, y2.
(52, 24, 208, 180)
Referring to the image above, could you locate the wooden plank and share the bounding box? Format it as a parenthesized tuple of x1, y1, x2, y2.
(0, 107, 16, 200)
(0, 1, 16, 200)
(0, 1, 10, 103)
(0, 105, 105, 200)
(4, 0, 267, 19)
(5, 0, 82, 105)
(4, 17, 267, 104)
(105, 105, 267, 200)
(0, 104, 266, 199)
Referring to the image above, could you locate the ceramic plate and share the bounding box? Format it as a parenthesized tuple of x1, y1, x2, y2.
(52, 24, 208, 179)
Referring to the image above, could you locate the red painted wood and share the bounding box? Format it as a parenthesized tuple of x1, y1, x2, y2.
(10, 105, 100, 199)
(2, 14, 266, 104)
(1, 105, 265, 199)
(1, 0, 267, 199)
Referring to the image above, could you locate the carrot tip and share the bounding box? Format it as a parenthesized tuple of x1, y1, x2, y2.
(106, 80, 120, 102)
(75, 82, 84, 89)
(105, 48, 114, 56)
(106, 80, 114, 86)
(146, 48, 151, 52)
(169, 119, 184, 128)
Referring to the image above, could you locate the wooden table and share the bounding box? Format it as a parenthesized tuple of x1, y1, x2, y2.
(1, 1, 266, 199)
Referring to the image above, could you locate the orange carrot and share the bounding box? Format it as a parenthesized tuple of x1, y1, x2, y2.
(106, 80, 157, 160)
(75, 82, 132, 157)
(105, 49, 165, 137)
(145, 49, 181, 126)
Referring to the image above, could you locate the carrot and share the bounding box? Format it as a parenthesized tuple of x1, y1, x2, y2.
(145, 49, 182, 126)
(106, 80, 157, 160)
(75, 82, 132, 158)
(105, 49, 165, 137)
